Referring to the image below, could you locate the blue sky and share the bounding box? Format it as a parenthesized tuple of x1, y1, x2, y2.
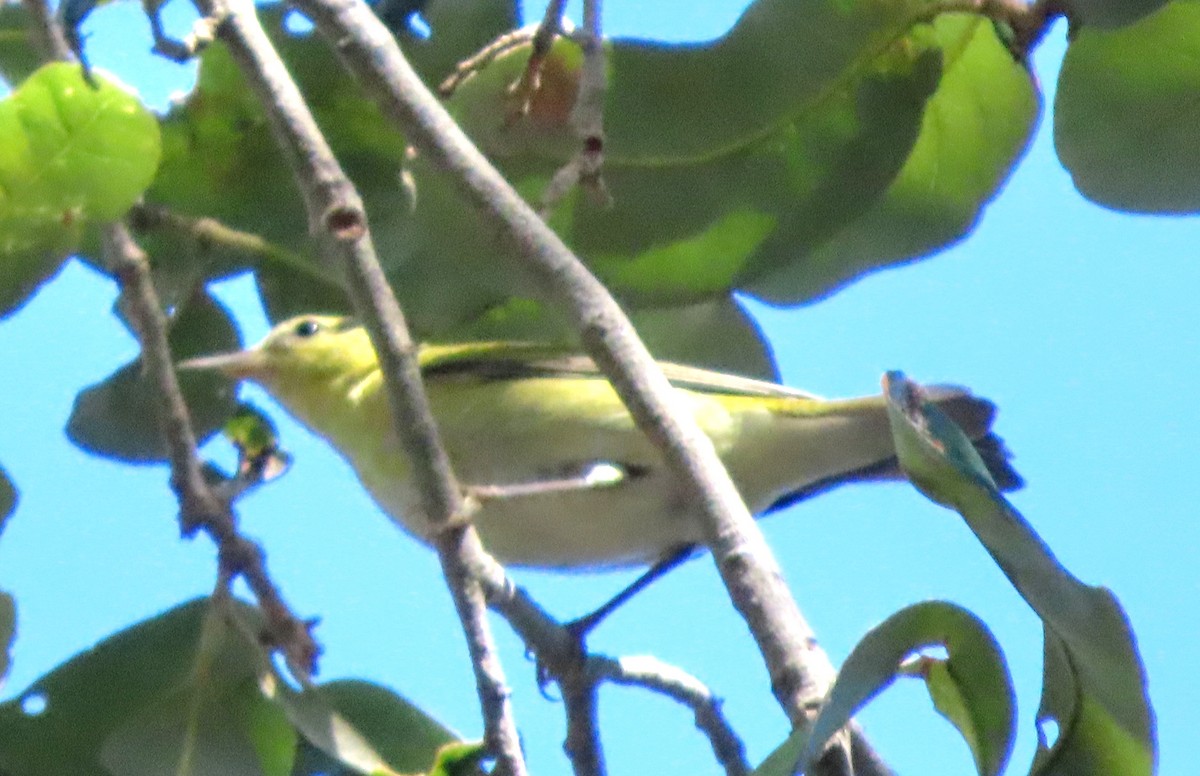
(1, 1, 1195, 774)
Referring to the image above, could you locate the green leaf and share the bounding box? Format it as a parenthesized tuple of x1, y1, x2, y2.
(0, 61, 160, 222)
(0, 599, 238, 776)
(66, 292, 241, 462)
(1055, 2, 1200, 213)
(631, 296, 777, 380)
(403, 0, 520, 86)
(0, 463, 15, 535)
(222, 403, 292, 483)
(289, 679, 459, 775)
(0, 598, 447, 776)
(428, 740, 486, 776)
(219, 602, 447, 776)
(0, 62, 161, 317)
(755, 601, 1014, 776)
(254, 258, 353, 324)
(0, 591, 14, 686)
(99, 605, 296, 776)
(1066, 0, 1170, 30)
(451, 0, 937, 163)
(442, 295, 777, 380)
(442, 21, 941, 308)
(143, 0, 1042, 363)
(751, 15, 1038, 303)
(883, 372, 1156, 776)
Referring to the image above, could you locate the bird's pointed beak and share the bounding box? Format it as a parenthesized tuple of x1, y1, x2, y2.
(177, 348, 266, 380)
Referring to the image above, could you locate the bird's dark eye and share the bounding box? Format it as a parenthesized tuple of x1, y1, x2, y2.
(294, 319, 322, 338)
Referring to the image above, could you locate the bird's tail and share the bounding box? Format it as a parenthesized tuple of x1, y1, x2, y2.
(761, 386, 1022, 514)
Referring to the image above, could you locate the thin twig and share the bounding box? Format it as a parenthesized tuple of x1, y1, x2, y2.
(437, 26, 537, 97)
(103, 222, 321, 678)
(596, 655, 750, 776)
(193, 0, 527, 771)
(127, 203, 332, 282)
(288, 3, 886, 773)
(541, 0, 609, 215)
(463, 548, 608, 775)
(512, 0, 567, 115)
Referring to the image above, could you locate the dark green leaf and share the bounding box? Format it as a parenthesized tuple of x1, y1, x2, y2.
(442, 295, 777, 379)
(452, 0, 935, 163)
(751, 15, 1038, 304)
(289, 679, 458, 775)
(631, 297, 777, 380)
(66, 292, 241, 462)
(442, 22, 940, 308)
(404, 0, 519, 85)
(883, 372, 1155, 776)
(0, 244, 69, 320)
(1055, 3, 1200, 212)
(145, 0, 1015, 356)
(0, 591, 14, 686)
(0, 599, 240, 776)
(1031, 629, 1155, 775)
(255, 259, 353, 325)
(0, 598, 446, 776)
(755, 601, 1014, 776)
(1066, 0, 1170, 30)
(99, 606, 296, 776)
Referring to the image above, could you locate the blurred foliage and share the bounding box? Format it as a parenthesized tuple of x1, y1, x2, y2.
(0, 597, 463, 776)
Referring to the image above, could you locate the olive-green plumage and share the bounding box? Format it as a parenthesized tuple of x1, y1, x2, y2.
(181, 315, 1020, 569)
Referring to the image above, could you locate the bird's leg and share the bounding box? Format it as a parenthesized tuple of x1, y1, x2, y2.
(465, 461, 628, 502)
(565, 546, 696, 640)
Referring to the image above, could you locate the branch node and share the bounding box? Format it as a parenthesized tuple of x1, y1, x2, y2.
(323, 203, 368, 241)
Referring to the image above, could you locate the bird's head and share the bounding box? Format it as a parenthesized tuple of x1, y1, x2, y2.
(178, 314, 374, 390)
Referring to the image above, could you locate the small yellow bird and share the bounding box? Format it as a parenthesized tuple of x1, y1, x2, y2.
(181, 314, 1020, 569)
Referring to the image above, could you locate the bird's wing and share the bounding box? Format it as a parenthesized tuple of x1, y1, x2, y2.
(417, 341, 824, 400)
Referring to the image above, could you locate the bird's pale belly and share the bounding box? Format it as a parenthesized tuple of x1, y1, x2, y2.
(356, 445, 712, 569)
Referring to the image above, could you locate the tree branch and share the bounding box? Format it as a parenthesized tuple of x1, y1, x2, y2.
(191, 0, 527, 771)
(102, 222, 320, 678)
(596, 655, 749, 776)
(20, 0, 73, 62)
(127, 203, 325, 281)
(540, 0, 609, 214)
(289, 2, 888, 772)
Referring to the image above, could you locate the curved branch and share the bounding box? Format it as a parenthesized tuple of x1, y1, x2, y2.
(596, 655, 750, 776)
